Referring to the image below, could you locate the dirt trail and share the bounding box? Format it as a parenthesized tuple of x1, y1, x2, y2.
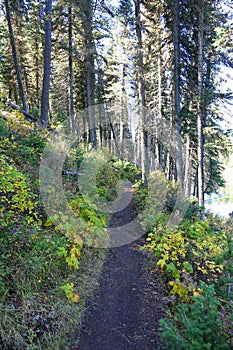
(77, 196, 165, 350)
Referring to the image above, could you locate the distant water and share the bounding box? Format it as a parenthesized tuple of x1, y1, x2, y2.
(205, 193, 233, 218)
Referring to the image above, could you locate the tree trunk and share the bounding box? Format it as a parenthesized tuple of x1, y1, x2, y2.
(135, 0, 148, 182)
(96, 55, 107, 148)
(197, 0, 205, 219)
(121, 63, 128, 158)
(40, 0, 52, 127)
(15, 16, 29, 101)
(150, 132, 156, 172)
(184, 135, 192, 197)
(173, 0, 183, 187)
(35, 0, 43, 110)
(157, 53, 163, 170)
(4, 0, 28, 113)
(68, 0, 75, 133)
(84, 0, 97, 148)
(35, 36, 40, 110)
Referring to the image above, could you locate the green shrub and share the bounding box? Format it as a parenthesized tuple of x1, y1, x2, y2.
(139, 171, 191, 231)
(96, 162, 121, 202)
(0, 155, 37, 226)
(54, 193, 108, 249)
(114, 159, 142, 184)
(146, 215, 227, 298)
(159, 282, 231, 350)
(0, 111, 110, 349)
(95, 158, 141, 202)
(139, 171, 167, 231)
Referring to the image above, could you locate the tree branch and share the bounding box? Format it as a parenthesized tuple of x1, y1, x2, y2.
(2, 98, 37, 122)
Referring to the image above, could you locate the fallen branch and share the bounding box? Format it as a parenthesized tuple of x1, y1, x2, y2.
(62, 170, 83, 177)
(2, 98, 37, 122)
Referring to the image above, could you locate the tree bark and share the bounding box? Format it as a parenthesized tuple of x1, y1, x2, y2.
(135, 0, 148, 182)
(96, 55, 107, 148)
(4, 0, 28, 113)
(197, 0, 205, 219)
(173, 0, 183, 187)
(68, 0, 75, 134)
(40, 0, 52, 127)
(35, 36, 40, 110)
(83, 0, 97, 148)
(184, 135, 192, 197)
(157, 52, 163, 170)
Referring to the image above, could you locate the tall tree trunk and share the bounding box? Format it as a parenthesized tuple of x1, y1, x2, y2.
(150, 132, 155, 172)
(84, 0, 97, 148)
(4, 0, 28, 113)
(96, 55, 107, 148)
(173, 0, 183, 187)
(135, 0, 148, 182)
(35, 37, 40, 110)
(34, 0, 43, 110)
(157, 52, 163, 170)
(121, 64, 128, 158)
(68, 0, 75, 133)
(184, 135, 191, 197)
(15, 16, 29, 101)
(197, 0, 205, 219)
(40, 0, 52, 127)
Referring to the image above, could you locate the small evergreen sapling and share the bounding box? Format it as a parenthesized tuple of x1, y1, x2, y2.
(159, 282, 230, 350)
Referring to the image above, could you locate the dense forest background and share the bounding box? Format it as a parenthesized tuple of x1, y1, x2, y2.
(0, 0, 232, 209)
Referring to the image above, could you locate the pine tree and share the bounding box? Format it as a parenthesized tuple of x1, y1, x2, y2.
(135, 0, 148, 182)
(197, 0, 205, 218)
(68, 0, 75, 133)
(4, 0, 28, 112)
(40, 0, 53, 126)
(78, 0, 97, 147)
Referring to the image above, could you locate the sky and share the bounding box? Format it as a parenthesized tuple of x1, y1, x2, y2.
(110, 0, 120, 5)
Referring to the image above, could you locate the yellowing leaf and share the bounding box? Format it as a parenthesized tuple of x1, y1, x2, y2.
(157, 259, 166, 269)
(44, 218, 53, 227)
(69, 292, 80, 303)
(193, 290, 200, 297)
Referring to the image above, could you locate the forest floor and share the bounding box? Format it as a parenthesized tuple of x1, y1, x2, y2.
(75, 195, 166, 350)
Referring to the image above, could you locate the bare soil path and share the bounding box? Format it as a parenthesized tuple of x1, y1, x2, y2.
(77, 197, 165, 350)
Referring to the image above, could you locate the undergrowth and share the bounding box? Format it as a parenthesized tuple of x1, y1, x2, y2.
(141, 172, 233, 349)
(0, 111, 108, 349)
(0, 109, 143, 349)
(3, 109, 231, 349)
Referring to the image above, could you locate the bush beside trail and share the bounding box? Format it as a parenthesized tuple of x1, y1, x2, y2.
(0, 110, 144, 349)
(0, 112, 108, 349)
(141, 172, 233, 349)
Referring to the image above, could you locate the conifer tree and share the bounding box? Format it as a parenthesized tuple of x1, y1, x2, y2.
(4, 0, 28, 112)
(40, 0, 53, 126)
